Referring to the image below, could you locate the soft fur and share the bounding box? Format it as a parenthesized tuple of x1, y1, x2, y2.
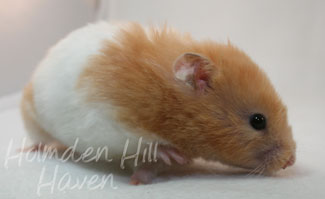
(22, 22, 296, 174)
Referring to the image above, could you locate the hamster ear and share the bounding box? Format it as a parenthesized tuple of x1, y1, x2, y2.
(173, 53, 214, 94)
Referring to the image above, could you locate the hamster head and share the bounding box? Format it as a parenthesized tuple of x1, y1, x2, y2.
(173, 46, 296, 173)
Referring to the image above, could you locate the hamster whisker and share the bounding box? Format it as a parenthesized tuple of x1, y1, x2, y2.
(246, 162, 265, 177)
(257, 165, 266, 176)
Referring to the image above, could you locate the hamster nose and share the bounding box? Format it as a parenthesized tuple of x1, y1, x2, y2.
(282, 155, 295, 169)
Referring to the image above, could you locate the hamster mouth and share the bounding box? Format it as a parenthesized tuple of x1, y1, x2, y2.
(255, 145, 295, 173)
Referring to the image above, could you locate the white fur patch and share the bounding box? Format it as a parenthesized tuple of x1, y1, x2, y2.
(32, 22, 164, 159)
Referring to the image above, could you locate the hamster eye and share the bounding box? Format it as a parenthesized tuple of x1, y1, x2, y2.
(250, 113, 266, 130)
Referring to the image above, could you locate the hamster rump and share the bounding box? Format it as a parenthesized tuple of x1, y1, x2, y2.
(79, 23, 296, 173)
(21, 22, 162, 159)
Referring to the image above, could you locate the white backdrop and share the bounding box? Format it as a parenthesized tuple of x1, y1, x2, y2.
(0, 0, 97, 96)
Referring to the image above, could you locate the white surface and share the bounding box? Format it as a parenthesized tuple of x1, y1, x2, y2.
(0, 94, 324, 198)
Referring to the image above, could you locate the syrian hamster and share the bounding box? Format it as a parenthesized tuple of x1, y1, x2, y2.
(21, 22, 296, 184)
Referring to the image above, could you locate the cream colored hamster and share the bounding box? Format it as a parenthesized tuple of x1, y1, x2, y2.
(21, 22, 296, 185)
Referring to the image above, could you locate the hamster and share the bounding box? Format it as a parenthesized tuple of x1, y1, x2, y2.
(20, 22, 296, 185)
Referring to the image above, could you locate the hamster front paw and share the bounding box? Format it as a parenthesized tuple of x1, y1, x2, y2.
(129, 145, 189, 185)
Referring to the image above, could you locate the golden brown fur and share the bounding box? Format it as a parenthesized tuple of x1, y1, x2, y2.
(79, 23, 296, 172)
